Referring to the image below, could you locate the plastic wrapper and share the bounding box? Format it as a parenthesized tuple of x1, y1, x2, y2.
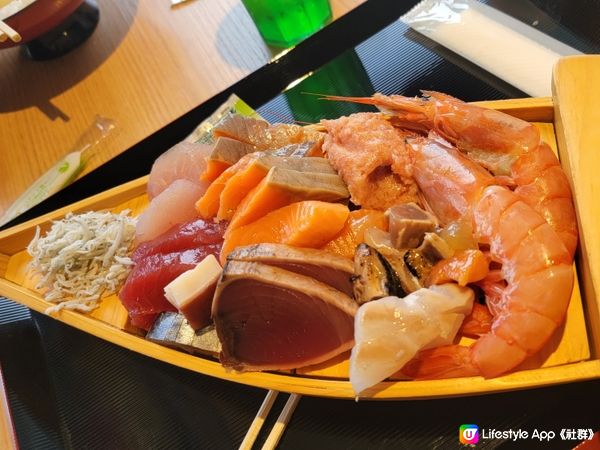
(400, 0, 581, 97)
(0, 116, 115, 227)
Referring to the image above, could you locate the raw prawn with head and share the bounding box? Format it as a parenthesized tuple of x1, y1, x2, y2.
(325, 91, 578, 379)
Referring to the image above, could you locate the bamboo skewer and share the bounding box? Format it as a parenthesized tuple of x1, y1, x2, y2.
(261, 394, 301, 450)
(0, 20, 20, 43)
(239, 390, 280, 450)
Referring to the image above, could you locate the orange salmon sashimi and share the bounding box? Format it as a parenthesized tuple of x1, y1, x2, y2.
(220, 201, 349, 264)
(195, 154, 256, 219)
(226, 168, 349, 235)
(322, 209, 388, 259)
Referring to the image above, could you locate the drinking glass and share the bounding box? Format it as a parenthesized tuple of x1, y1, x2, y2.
(241, 0, 332, 48)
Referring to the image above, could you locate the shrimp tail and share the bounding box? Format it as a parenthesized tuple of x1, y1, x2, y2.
(401, 345, 480, 380)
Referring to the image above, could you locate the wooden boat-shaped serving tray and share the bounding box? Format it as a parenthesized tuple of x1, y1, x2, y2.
(1, 56, 600, 399)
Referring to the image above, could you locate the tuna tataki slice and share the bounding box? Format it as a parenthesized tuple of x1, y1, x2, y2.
(215, 155, 337, 222)
(322, 210, 389, 259)
(212, 260, 358, 371)
(226, 167, 349, 232)
(220, 201, 349, 264)
(226, 243, 354, 297)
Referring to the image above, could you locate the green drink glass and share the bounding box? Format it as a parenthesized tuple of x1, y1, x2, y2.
(241, 0, 333, 48)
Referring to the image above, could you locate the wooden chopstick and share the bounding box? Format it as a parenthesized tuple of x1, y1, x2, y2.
(261, 393, 301, 450)
(239, 390, 280, 450)
(0, 365, 18, 450)
(239, 391, 302, 450)
(0, 20, 21, 43)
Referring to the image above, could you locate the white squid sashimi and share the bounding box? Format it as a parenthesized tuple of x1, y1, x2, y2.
(349, 284, 474, 396)
(147, 141, 212, 199)
(136, 179, 202, 243)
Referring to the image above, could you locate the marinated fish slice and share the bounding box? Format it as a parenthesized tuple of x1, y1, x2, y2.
(220, 201, 349, 264)
(227, 167, 349, 232)
(216, 155, 337, 221)
(226, 243, 354, 297)
(146, 312, 221, 356)
(270, 140, 324, 158)
(386, 203, 438, 249)
(212, 260, 358, 371)
(213, 114, 324, 150)
(322, 209, 388, 259)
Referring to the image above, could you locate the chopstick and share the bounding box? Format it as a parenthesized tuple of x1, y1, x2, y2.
(0, 31, 7, 43)
(261, 393, 301, 450)
(239, 390, 279, 450)
(0, 20, 21, 43)
(239, 391, 302, 450)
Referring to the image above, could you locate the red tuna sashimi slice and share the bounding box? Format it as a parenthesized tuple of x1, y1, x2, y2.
(132, 218, 227, 262)
(213, 260, 357, 371)
(147, 141, 212, 199)
(120, 245, 221, 330)
(136, 179, 203, 244)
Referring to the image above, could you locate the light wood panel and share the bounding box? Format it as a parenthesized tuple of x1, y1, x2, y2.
(553, 55, 600, 357)
(0, 0, 364, 218)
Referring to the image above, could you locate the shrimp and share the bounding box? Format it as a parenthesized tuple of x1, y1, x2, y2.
(324, 91, 578, 258)
(400, 136, 574, 379)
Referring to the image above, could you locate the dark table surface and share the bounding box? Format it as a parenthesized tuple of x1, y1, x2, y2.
(2, 1, 600, 449)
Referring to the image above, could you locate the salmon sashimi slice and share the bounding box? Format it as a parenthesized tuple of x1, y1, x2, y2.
(226, 167, 349, 233)
(216, 155, 337, 221)
(195, 154, 256, 219)
(213, 114, 324, 150)
(322, 209, 389, 259)
(200, 137, 258, 182)
(132, 218, 227, 262)
(220, 201, 349, 264)
(119, 246, 222, 330)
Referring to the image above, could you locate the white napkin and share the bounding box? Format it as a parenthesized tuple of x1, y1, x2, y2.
(401, 0, 582, 97)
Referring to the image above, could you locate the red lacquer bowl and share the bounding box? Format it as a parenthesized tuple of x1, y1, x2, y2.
(0, 0, 98, 59)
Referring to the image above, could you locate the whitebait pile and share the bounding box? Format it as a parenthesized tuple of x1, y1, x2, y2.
(27, 210, 137, 314)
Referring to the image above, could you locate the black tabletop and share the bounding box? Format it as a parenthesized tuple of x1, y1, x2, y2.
(2, 1, 600, 449)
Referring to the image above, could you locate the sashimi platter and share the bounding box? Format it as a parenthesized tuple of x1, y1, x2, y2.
(1, 75, 600, 400)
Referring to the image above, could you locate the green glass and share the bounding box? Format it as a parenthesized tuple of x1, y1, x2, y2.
(241, 0, 333, 48)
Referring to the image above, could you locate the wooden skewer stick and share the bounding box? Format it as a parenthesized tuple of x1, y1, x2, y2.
(261, 394, 301, 450)
(238, 390, 279, 450)
(0, 21, 21, 43)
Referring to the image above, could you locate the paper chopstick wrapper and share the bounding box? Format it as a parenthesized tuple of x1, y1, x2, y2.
(401, 0, 581, 97)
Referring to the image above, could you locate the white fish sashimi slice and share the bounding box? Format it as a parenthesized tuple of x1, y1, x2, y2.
(136, 179, 202, 243)
(147, 141, 212, 199)
(349, 285, 474, 396)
